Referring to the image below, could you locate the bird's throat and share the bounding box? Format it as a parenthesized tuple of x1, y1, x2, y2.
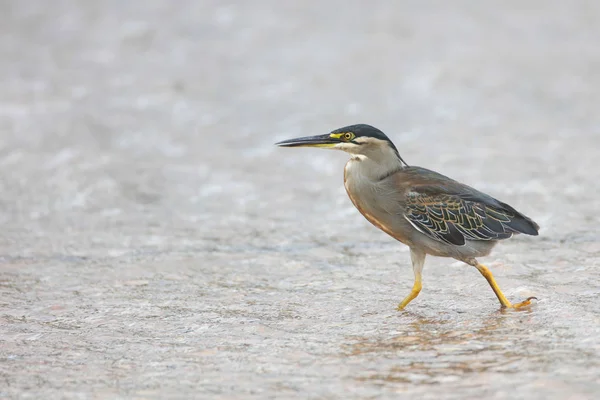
(346, 153, 403, 182)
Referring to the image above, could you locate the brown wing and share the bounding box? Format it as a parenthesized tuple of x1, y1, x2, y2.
(398, 167, 539, 246)
(404, 191, 517, 246)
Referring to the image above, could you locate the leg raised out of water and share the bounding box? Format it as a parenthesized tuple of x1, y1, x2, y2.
(465, 258, 537, 309)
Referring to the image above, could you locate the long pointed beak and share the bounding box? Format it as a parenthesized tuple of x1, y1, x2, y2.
(275, 134, 340, 148)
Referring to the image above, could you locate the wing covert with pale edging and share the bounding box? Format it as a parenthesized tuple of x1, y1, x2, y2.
(405, 191, 520, 246)
(398, 167, 539, 246)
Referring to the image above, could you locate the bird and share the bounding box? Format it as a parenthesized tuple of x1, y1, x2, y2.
(276, 124, 539, 310)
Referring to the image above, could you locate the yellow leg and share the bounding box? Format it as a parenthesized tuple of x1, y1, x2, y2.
(397, 274, 422, 310)
(474, 263, 536, 309)
(398, 249, 426, 310)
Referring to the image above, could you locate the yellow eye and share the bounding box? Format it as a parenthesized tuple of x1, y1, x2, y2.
(343, 132, 354, 141)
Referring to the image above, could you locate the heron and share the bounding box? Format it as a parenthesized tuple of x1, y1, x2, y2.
(276, 124, 539, 310)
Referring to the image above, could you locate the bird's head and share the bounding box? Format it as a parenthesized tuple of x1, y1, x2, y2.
(276, 124, 407, 165)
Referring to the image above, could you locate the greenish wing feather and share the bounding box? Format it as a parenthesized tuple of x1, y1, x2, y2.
(404, 192, 515, 246)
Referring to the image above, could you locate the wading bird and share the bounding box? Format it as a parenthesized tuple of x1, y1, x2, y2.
(276, 124, 539, 310)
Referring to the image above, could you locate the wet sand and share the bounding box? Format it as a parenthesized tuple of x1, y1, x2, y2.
(1, 1, 599, 398)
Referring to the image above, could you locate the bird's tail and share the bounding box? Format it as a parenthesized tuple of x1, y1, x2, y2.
(499, 202, 540, 236)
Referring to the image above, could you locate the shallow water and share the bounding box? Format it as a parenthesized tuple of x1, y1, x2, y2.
(1, 1, 600, 399)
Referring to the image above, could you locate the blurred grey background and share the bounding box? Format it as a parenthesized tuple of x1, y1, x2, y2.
(1, 1, 599, 399)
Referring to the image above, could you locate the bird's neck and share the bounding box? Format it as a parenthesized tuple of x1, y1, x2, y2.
(348, 151, 404, 181)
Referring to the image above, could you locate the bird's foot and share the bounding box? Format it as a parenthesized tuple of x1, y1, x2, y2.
(396, 283, 422, 311)
(504, 296, 538, 309)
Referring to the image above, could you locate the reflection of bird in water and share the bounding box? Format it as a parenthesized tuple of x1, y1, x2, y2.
(346, 313, 525, 384)
(277, 124, 539, 310)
